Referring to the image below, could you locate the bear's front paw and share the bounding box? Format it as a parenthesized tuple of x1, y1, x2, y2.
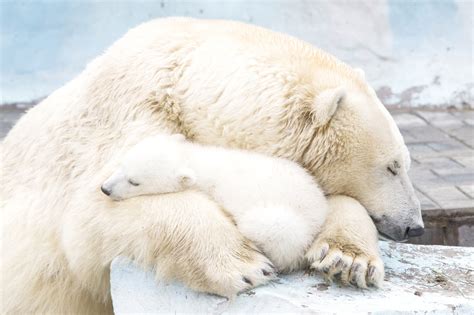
(305, 239, 384, 288)
(237, 245, 278, 292)
(206, 242, 277, 298)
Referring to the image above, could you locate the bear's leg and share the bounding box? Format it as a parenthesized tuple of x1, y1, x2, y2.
(305, 195, 384, 288)
(62, 190, 276, 303)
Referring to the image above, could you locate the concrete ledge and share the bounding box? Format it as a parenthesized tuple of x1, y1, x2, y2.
(110, 242, 474, 314)
(422, 207, 474, 218)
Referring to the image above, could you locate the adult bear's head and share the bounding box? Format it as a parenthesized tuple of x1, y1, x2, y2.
(295, 70, 423, 242)
(177, 59, 422, 242)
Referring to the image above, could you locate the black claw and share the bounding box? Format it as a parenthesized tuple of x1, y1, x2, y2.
(351, 263, 361, 274)
(242, 276, 253, 286)
(319, 247, 328, 262)
(368, 265, 375, 278)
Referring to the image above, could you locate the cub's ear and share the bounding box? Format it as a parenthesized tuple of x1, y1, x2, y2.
(311, 86, 346, 127)
(354, 68, 365, 80)
(178, 167, 196, 187)
(171, 133, 186, 141)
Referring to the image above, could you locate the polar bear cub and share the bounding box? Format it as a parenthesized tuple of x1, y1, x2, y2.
(102, 134, 328, 272)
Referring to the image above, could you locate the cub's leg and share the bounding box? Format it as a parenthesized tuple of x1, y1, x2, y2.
(305, 195, 384, 288)
(237, 205, 317, 273)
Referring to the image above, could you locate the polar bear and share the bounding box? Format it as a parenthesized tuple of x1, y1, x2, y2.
(101, 133, 329, 273)
(1, 18, 422, 313)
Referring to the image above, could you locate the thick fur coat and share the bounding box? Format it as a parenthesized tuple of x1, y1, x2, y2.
(102, 134, 329, 272)
(1, 18, 421, 313)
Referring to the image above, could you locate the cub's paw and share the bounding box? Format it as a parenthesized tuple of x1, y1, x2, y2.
(305, 239, 384, 288)
(206, 242, 277, 298)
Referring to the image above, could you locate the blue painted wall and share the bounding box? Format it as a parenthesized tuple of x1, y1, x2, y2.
(388, 0, 468, 52)
(1, 0, 171, 102)
(1, 0, 472, 107)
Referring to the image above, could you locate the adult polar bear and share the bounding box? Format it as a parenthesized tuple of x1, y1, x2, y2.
(1, 18, 423, 313)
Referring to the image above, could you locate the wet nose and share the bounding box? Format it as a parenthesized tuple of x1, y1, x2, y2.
(406, 225, 425, 237)
(101, 185, 111, 196)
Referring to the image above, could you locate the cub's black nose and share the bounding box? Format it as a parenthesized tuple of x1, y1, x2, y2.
(101, 185, 111, 196)
(407, 226, 424, 237)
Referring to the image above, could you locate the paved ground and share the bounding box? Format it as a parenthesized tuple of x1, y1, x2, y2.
(392, 110, 474, 213)
(1, 105, 473, 244)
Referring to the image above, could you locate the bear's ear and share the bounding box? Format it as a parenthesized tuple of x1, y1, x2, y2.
(354, 68, 365, 80)
(171, 133, 186, 142)
(178, 167, 196, 187)
(311, 86, 346, 127)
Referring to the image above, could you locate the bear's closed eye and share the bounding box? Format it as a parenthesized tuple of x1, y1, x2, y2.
(128, 179, 140, 186)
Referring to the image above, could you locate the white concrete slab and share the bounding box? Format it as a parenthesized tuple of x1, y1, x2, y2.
(110, 241, 474, 314)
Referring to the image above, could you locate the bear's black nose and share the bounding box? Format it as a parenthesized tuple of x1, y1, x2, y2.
(101, 185, 112, 196)
(406, 226, 424, 237)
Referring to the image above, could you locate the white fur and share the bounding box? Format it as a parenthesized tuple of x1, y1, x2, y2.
(1, 18, 420, 313)
(354, 67, 366, 79)
(306, 195, 385, 287)
(103, 134, 328, 272)
(311, 86, 346, 126)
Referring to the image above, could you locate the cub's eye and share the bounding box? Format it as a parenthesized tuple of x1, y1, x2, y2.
(387, 167, 397, 176)
(128, 179, 140, 186)
(388, 160, 401, 176)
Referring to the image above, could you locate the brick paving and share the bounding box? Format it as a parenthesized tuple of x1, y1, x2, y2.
(1, 105, 473, 214)
(392, 110, 474, 214)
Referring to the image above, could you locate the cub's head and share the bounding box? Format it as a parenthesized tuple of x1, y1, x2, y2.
(101, 134, 195, 200)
